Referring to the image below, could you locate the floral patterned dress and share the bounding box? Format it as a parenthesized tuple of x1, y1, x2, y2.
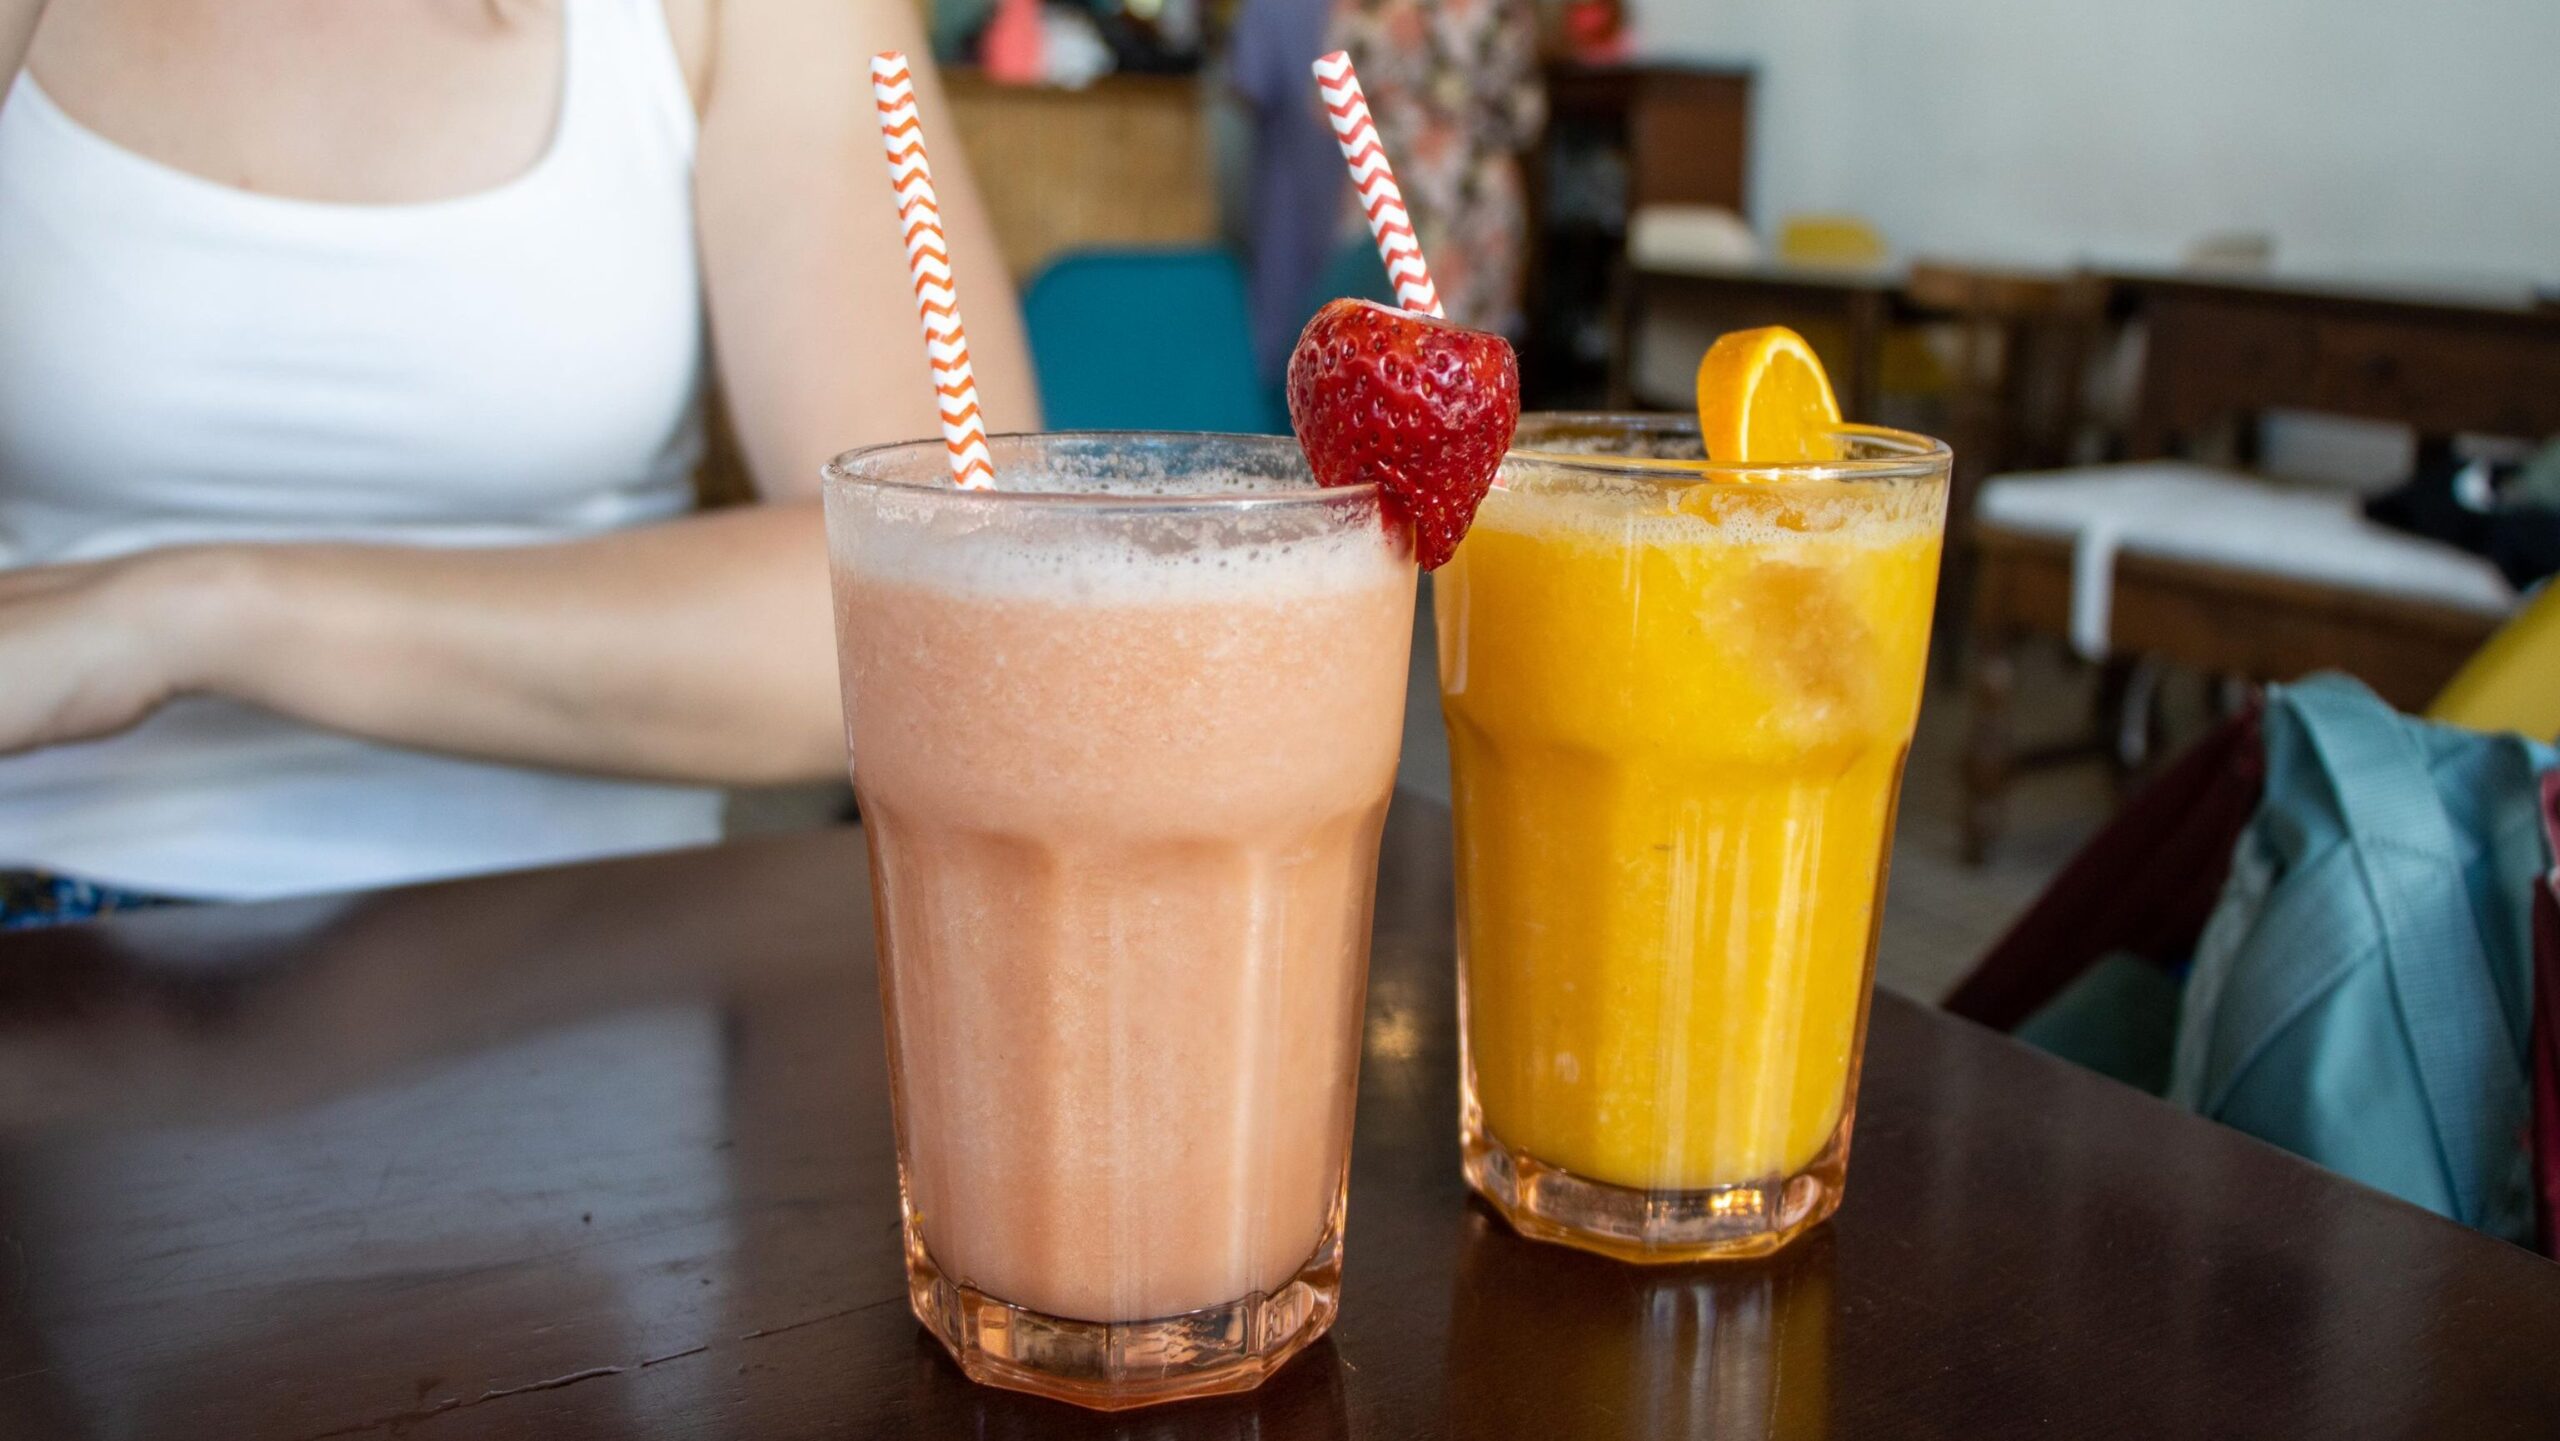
(1326, 0, 1545, 336)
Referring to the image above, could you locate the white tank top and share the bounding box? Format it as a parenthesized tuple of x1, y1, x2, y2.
(0, 0, 725, 900)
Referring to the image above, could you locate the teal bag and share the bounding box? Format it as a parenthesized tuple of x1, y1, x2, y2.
(2168, 674, 2558, 1243)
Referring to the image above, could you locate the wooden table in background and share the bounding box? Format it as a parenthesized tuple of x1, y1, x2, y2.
(2103, 270, 2560, 461)
(1962, 271, 2560, 859)
(5, 799, 2558, 1437)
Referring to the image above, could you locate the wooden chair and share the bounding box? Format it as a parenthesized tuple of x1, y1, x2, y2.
(1903, 264, 2107, 500)
(1902, 263, 2109, 652)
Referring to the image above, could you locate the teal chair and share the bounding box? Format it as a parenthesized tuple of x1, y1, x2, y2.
(1022, 248, 1285, 434)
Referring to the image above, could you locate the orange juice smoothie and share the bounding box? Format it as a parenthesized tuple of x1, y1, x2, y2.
(1437, 416, 1946, 1261)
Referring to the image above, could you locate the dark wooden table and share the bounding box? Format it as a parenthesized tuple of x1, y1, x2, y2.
(5, 798, 2558, 1438)
(2102, 270, 2560, 463)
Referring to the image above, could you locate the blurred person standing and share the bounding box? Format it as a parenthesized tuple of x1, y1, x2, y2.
(0, 0, 1036, 924)
(1227, 0, 1346, 380)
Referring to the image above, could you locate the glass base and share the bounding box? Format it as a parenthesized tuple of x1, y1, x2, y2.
(903, 1203, 1342, 1411)
(1461, 1113, 1850, 1264)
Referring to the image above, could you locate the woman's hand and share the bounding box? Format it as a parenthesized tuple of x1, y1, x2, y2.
(0, 550, 227, 754)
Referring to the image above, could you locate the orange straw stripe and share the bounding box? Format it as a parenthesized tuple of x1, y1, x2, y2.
(872, 50, 993, 489)
(1312, 51, 1443, 318)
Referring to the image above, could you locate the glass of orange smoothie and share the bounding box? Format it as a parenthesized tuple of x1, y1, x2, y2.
(1437, 412, 1947, 1262)
(822, 432, 1414, 1409)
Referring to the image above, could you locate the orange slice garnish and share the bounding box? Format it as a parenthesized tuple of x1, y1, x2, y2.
(1694, 326, 1842, 464)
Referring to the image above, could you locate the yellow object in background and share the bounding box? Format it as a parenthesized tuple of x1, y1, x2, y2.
(1773, 214, 1890, 268)
(2429, 583, 2560, 742)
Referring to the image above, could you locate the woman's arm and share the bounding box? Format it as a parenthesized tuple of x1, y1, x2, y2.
(0, 506, 843, 785)
(216, 504, 844, 785)
(0, 3, 1035, 784)
(696, 0, 1039, 495)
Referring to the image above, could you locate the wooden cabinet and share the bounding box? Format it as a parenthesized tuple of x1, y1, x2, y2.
(941, 71, 1216, 279)
(1549, 64, 1753, 213)
(1528, 63, 1754, 404)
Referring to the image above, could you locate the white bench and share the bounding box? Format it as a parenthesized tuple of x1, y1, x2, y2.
(1962, 462, 2518, 861)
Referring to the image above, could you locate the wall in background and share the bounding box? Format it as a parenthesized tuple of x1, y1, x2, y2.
(1636, 0, 2560, 282)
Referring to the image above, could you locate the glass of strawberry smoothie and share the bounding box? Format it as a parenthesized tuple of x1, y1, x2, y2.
(822, 432, 1416, 1410)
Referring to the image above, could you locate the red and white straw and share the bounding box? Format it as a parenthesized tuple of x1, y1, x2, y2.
(1313, 50, 1444, 319)
(871, 52, 995, 490)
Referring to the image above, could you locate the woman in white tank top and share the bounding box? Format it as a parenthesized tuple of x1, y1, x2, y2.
(0, 0, 1036, 912)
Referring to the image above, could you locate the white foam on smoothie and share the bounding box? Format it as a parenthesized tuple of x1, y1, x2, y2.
(832, 494, 1410, 606)
(1473, 475, 1943, 551)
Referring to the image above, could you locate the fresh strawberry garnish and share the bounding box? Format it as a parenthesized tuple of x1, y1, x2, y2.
(1285, 299, 1520, 570)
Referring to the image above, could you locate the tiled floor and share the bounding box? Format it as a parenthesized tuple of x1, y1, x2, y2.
(1396, 578, 2113, 1002)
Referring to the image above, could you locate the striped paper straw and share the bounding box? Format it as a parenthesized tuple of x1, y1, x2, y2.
(1312, 50, 1444, 319)
(871, 52, 996, 490)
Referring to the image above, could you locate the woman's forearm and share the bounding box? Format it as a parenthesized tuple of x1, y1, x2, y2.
(173, 502, 847, 786)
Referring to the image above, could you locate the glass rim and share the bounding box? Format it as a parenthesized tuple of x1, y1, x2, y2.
(1509, 413, 1950, 484)
(820, 430, 1382, 511)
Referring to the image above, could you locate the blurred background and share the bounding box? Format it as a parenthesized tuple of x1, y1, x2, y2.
(822, 0, 2560, 1001)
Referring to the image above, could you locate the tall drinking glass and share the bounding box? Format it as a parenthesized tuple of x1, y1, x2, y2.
(1437, 414, 1948, 1261)
(822, 433, 1415, 1408)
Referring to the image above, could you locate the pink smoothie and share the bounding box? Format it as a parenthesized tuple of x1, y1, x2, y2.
(831, 494, 1413, 1324)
